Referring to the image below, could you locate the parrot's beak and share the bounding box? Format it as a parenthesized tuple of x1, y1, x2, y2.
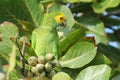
(61, 20, 67, 27)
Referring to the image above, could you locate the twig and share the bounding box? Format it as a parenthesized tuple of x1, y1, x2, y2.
(20, 37, 26, 76)
(15, 34, 22, 57)
(15, 34, 26, 76)
(10, 37, 31, 47)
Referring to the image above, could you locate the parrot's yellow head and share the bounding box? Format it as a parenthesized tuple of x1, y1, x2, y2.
(55, 12, 66, 27)
(42, 12, 67, 28)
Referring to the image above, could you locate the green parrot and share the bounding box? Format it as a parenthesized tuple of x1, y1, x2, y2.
(31, 12, 66, 59)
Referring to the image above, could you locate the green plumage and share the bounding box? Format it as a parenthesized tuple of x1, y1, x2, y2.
(31, 12, 64, 59)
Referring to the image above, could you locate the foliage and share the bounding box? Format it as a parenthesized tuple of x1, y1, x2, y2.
(0, 0, 120, 80)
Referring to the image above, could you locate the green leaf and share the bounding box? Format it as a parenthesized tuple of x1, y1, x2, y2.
(8, 69, 24, 80)
(106, 4, 120, 13)
(76, 64, 111, 80)
(0, 0, 31, 23)
(60, 28, 86, 56)
(90, 53, 112, 65)
(20, 21, 35, 36)
(48, 4, 75, 28)
(6, 45, 16, 80)
(92, 0, 120, 13)
(0, 22, 35, 62)
(60, 42, 97, 68)
(71, 3, 94, 15)
(0, 0, 35, 36)
(0, 22, 19, 61)
(107, 33, 118, 41)
(38, 77, 51, 80)
(61, 68, 81, 80)
(76, 15, 108, 44)
(0, 55, 8, 66)
(8, 45, 16, 73)
(52, 72, 72, 80)
(24, 0, 44, 27)
(98, 43, 120, 66)
(102, 17, 120, 27)
(58, 0, 93, 3)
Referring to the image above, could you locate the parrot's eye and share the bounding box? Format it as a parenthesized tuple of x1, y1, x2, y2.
(60, 17, 63, 20)
(55, 13, 66, 24)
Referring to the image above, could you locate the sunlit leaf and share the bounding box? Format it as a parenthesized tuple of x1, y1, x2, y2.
(60, 42, 97, 68)
(6, 45, 16, 80)
(76, 15, 108, 44)
(24, 0, 44, 27)
(58, 0, 93, 3)
(76, 64, 111, 80)
(52, 72, 72, 80)
(0, 22, 19, 61)
(60, 28, 86, 56)
(92, 0, 120, 13)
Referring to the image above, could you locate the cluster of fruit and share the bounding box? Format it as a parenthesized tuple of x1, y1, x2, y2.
(27, 53, 59, 78)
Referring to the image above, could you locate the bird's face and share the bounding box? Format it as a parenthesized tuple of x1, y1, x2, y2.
(55, 13, 67, 27)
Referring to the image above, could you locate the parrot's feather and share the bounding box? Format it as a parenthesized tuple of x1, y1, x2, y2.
(32, 25, 59, 58)
(31, 12, 66, 59)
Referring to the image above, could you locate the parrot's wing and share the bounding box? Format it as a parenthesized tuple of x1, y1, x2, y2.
(31, 28, 38, 49)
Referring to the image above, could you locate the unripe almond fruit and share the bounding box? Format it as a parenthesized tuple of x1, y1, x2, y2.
(45, 53, 55, 61)
(36, 64, 45, 73)
(38, 55, 46, 64)
(51, 59, 59, 67)
(45, 62, 52, 72)
(38, 71, 46, 78)
(47, 69, 56, 78)
(28, 56, 38, 66)
(31, 67, 37, 73)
